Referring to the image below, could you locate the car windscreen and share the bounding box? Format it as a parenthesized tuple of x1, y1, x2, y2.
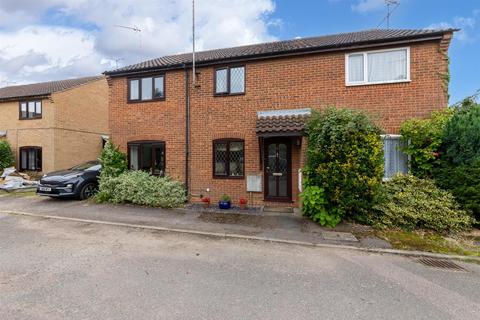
(70, 161, 101, 171)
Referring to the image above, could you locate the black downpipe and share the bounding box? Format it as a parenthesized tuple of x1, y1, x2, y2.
(184, 66, 190, 197)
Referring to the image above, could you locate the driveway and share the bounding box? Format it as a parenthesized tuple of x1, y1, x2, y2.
(1, 212, 480, 320)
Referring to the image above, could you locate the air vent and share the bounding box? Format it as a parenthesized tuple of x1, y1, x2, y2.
(417, 258, 467, 272)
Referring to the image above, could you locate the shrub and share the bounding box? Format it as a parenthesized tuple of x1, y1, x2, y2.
(96, 170, 186, 208)
(442, 102, 480, 165)
(371, 174, 474, 233)
(303, 108, 384, 225)
(0, 140, 14, 171)
(434, 161, 480, 221)
(301, 186, 342, 227)
(400, 109, 453, 178)
(98, 141, 128, 178)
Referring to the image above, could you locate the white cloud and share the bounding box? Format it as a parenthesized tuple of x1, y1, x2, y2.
(0, 0, 278, 86)
(351, 0, 385, 13)
(426, 9, 479, 43)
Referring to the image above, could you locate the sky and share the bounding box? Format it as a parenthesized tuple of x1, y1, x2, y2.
(0, 0, 478, 103)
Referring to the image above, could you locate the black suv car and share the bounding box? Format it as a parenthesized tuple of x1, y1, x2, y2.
(37, 161, 101, 199)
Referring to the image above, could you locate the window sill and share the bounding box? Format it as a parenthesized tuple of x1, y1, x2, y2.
(127, 98, 166, 104)
(213, 92, 245, 97)
(346, 79, 411, 87)
(19, 117, 42, 120)
(213, 175, 245, 180)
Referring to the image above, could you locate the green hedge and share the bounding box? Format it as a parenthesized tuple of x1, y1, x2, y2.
(435, 161, 480, 221)
(303, 108, 384, 226)
(0, 140, 14, 171)
(96, 171, 186, 208)
(371, 174, 474, 233)
(442, 102, 480, 165)
(99, 141, 128, 178)
(399, 109, 453, 178)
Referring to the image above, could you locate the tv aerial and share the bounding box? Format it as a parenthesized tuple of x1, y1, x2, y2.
(377, 0, 400, 29)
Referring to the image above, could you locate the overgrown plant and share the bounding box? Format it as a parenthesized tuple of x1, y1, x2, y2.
(371, 174, 474, 233)
(399, 109, 453, 178)
(96, 171, 186, 208)
(98, 141, 128, 178)
(0, 140, 14, 171)
(301, 186, 341, 227)
(303, 108, 384, 226)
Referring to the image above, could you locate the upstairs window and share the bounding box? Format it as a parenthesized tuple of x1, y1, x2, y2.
(215, 66, 245, 95)
(19, 147, 42, 171)
(128, 75, 165, 102)
(346, 48, 410, 86)
(19, 101, 42, 119)
(213, 139, 244, 178)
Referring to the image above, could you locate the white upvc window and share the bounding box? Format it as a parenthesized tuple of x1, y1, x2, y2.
(346, 47, 410, 86)
(381, 134, 409, 180)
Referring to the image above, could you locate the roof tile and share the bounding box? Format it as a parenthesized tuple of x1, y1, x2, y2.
(107, 28, 454, 75)
(0, 76, 104, 101)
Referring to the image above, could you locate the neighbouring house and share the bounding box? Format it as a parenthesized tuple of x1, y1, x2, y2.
(0, 76, 109, 174)
(105, 28, 454, 207)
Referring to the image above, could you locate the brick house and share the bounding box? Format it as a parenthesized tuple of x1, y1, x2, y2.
(0, 76, 109, 174)
(105, 29, 454, 207)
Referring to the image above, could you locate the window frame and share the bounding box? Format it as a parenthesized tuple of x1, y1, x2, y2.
(212, 138, 245, 179)
(19, 146, 42, 172)
(127, 74, 166, 103)
(19, 100, 42, 120)
(345, 47, 411, 86)
(127, 140, 166, 176)
(214, 65, 246, 96)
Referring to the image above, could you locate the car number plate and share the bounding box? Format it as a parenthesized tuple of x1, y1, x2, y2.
(39, 187, 52, 192)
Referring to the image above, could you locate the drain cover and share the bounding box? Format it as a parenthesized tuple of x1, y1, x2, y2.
(417, 258, 467, 271)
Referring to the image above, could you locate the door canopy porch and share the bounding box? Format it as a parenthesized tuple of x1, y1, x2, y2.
(256, 108, 311, 138)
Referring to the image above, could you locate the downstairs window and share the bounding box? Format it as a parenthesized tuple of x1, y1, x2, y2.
(128, 141, 166, 176)
(382, 135, 409, 180)
(19, 147, 42, 171)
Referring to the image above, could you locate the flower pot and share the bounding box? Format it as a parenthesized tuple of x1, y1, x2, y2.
(218, 201, 231, 210)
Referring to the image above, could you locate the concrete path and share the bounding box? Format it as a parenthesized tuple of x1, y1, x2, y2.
(1, 212, 480, 320)
(0, 194, 370, 248)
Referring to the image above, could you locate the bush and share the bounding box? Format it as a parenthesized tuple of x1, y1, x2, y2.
(303, 108, 384, 225)
(371, 174, 474, 233)
(96, 170, 186, 208)
(442, 102, 480, 165)
(99, 141, 128, 178)
(0, 140, 14, 171)
(400, 109, 453, 178)
(435, 161, 480, 221)
(301, 186, 342, 227)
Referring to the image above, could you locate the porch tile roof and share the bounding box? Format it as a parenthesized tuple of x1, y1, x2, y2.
(256, 109, 311, 136)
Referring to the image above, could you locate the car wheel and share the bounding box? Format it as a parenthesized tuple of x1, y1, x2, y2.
(79, 182, 98, 200)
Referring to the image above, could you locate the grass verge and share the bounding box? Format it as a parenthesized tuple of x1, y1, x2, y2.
(374, 230, 480, 257)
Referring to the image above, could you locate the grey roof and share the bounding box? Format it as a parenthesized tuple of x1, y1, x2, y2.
(0, 76, 104, 101)
(106, 28, 455, 76)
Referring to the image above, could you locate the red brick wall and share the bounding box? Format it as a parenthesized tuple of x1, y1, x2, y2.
(109, 36, 451, 207)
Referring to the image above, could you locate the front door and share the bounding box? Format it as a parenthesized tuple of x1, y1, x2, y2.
(264, 138, 292, 202)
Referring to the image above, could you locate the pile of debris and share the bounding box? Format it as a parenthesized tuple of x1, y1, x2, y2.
(0, 167, 39, 192)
